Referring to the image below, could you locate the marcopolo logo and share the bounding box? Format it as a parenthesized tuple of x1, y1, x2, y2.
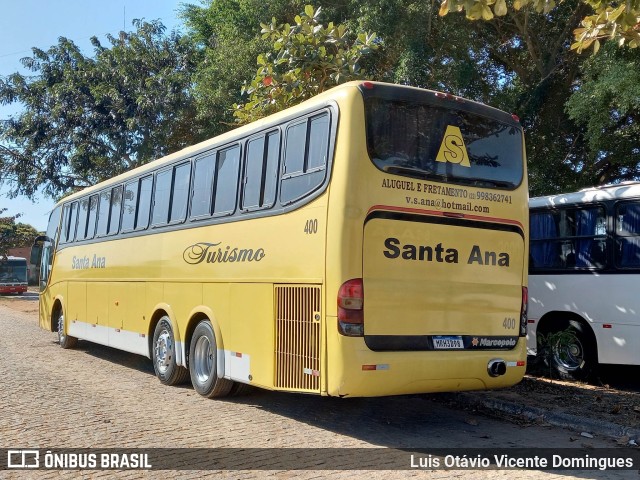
(183, 242, 266, 265)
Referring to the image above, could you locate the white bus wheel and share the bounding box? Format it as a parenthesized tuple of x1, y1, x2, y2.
(189, 320, 233, 398)
(152, 316, 189, 386)
(548, 319, 597, 381)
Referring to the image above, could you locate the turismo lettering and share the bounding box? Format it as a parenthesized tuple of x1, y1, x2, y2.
(383, 238, 510, 266)
(183, 242, 266, 265)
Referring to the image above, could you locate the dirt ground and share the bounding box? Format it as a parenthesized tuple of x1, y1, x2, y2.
(473, 374, 640, 437)
(2, 291, 640, 438)
(0, 290, 40, 314)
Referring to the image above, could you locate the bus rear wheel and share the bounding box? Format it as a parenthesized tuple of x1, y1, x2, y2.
(543, 318, 597, 381)
(56, 309, 77, 349)
(189, 320, 234, 398)
(152, 316, 189, 386)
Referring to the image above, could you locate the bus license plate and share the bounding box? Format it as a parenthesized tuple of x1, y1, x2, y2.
(433, 336, 464, 349)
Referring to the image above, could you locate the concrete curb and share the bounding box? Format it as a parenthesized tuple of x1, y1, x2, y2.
(448, 392, 640, 443)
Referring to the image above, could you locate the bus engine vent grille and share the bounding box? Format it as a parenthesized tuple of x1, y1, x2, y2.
(275, 285, 321, 392)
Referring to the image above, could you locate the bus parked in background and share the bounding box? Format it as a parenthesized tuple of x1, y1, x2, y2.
(32, 81, 528, 398)
(0, 256, 28, 295)
(529, 183, 640, 379)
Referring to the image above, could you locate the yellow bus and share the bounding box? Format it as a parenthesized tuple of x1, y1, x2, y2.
(32, 81, 528, 398)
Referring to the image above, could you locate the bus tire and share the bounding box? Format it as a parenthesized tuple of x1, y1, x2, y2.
(189, 320, 234, 398)
(545, 318, 597, 381)
(229, 382, 254, 397)
(56, 309, 77, 349)
(152, 316, 189, 386)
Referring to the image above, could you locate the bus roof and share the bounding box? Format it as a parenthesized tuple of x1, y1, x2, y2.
(55, 81, 515, 206)
(56, 81, 367, 205)
(530, 182, 640, 209)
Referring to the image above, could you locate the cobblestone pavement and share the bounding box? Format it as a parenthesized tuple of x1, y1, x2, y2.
(0, 302, 636, 480)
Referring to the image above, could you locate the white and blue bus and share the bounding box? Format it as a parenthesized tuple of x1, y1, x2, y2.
(528, 182, 640, 379)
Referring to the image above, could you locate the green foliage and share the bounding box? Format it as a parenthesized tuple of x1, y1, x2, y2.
(566, 43, 640, 185)
(0, 209, 40, 259)
(0, 0, 635, 201)
(232, 5, 379, 124)
(438, 0, 640, 53)
(181, 0, 306, 136)
(0, 20, 200, 199)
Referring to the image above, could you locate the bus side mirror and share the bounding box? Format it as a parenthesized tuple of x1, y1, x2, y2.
(30, 245, 42, 265)
(30, 235, 50, 265)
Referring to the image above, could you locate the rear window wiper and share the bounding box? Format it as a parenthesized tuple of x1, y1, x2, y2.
(381, 165, 437, 180)
(462, 177, 515, 189)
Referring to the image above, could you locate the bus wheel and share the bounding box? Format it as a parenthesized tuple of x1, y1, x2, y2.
(229, 382, 254, 397)
(547, 319, 597, 381)
(152, 317, 189, 386)
(56, 309, 77, 349)
(189, 320, 233, 398)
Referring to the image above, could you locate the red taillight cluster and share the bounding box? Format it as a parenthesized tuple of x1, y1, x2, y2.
(520, 286, 528, 337)
(337, 278, 364, 337)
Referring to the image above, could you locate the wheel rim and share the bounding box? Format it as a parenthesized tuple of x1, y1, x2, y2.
(553, 338, 584, 371)
(154, 328, 173, 375)
(58, 313, 66, 344)
(193, 335, 214, 384)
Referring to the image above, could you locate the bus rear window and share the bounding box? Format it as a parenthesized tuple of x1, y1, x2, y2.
(365, 98, 523, 189)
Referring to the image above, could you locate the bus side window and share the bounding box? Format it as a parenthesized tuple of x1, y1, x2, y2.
(152, 161, 192, 226)
(136, 175, 153, 230)
(67, 202, 79, 243)
(191, 154, 216, 218)
(243, 136, 266, 210)
(170, 162, 191, 223)
(86, 195, 99, 240)
(243, 131, 280, 212)
(96, 190, 112, 237)
(76, 197, 90, 241)
(213, 145, 240, 216)
(59, 204, 71, 244)
(76, 195, 99, 241)
(108, 186, 123, 235)
(281, 112, 329, 204)
(616, 201, 640, 268)
(121, 181, 139, 232)
(152, 169, 172, 226)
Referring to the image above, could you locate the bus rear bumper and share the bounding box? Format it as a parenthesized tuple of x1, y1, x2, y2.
(326, 333, 527, 398)
(0, 286, 27, 294)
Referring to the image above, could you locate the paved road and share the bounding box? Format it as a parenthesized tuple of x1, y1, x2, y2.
(0, 302, 636, 479)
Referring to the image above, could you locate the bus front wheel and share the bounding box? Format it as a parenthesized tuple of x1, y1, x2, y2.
(152, 316, 189, 386)
(56, 309, 77, 349)
(543, 318, 597, 381)
(189, 320, 234, 398)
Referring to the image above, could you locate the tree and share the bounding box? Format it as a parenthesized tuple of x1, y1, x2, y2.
(232, 5, 379, 124)
(565, 43, 640, 185)
(181, 0, 307, 136)
(349, 0, 594, 195)
(0, 20, 201, 200)
(0, 209, 40, 259)
(438, 0, 640, 52)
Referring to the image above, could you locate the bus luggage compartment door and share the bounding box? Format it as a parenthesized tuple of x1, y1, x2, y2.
(362, 214, 525, 351)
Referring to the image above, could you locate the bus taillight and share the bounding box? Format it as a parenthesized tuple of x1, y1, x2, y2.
(338, 278, 364, 337)
(520, 286, 528, 337)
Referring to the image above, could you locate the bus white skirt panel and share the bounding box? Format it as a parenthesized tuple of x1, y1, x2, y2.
(528, 274, 640, 365)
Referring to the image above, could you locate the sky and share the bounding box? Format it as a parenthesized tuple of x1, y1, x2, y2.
(0, 0, 188, 230)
